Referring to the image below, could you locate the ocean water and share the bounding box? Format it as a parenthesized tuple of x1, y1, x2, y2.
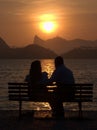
(0, 59, 97, 111)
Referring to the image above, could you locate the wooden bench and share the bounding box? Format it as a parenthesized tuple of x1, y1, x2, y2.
(8, 82, 93, 118)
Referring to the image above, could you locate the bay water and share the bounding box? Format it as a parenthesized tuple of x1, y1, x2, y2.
(0, 59, 97, 111)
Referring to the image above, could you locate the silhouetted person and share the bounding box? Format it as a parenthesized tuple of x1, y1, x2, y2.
(49, 56, 75, 118)
(25, 60, 48, 99)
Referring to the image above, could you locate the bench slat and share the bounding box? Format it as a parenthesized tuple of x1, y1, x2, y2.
(8, 82, 28, 85)
(9, 97, 93, 102)
(8, 90, 28, 93)
(8, 86, 28, 89)
(8, 91, 93, 95)
(8, 83, 93, 87)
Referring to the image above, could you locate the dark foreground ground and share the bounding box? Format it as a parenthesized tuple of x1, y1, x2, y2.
(0, 110, 97, 130)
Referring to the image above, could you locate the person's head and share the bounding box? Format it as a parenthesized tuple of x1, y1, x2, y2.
(30, 60, 41, 72)
(30, 60, 42, 82)
(55, 56, 64, 68)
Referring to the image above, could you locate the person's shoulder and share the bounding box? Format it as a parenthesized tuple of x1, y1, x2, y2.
(63, 66, 73, 73)
(59, 65, 67, 70)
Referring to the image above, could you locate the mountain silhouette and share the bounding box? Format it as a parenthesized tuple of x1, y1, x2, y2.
(0, 37, 10, 49)
(34, 36, 73, 54)
(0, 38, 57, 59)
(34, 35, 97, 55)
(0, 37, 11, 58)
(62, 47, 97, 58)
(33, 35, 45, 45)
(1, 36, 97, 58)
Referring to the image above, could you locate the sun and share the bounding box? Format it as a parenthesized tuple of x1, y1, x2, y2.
(42, 21, 55, 33)
(38, 14, 58, 33)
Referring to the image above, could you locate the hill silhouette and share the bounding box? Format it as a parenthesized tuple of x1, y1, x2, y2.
(0, 38, 57, 59)
(62, 47, 97, 58)
(0, 37, 9, 49)
(1, 35, 97, 58)
(34, 35, 97, 55)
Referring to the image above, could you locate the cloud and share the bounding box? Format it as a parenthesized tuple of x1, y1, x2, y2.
(0, 0, 97, 26)
(0, 0, 97, 16)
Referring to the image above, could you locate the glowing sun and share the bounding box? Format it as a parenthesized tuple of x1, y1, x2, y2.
(39, 14, 57, 33)
(42, 21, 55, 33)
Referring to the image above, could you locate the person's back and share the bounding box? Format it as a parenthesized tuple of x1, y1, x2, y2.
(50, 64, 74, 84)
(49, 56, 75, 117)
(49, 56, 75, 84)
(25, 60, 48, 99)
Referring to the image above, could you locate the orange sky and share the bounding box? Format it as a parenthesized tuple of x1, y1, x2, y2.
(0, 0, 97, 47)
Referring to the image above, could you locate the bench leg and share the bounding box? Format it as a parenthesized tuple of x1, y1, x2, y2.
(19, 100, 22, 119)
(78, 102, 82, 118)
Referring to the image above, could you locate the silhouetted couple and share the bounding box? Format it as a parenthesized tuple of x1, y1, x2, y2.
(25, 56, 75, 118)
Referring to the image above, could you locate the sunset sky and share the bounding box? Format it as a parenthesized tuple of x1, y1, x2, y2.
(0, 0, 97, 47)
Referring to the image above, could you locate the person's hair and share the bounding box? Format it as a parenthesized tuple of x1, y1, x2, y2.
(55, 56, 64, 68)
(29, 60, 42, 83)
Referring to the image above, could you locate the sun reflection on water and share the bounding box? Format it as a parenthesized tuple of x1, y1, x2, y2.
(41, 59, 55, 78)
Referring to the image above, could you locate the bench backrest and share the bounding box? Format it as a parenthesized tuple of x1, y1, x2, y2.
(8, 82, 93, 102)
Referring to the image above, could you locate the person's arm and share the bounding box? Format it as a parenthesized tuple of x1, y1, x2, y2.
(41, 72, 48, 83)
(49, 70, 57, 84)
(24, 74, 30, 82)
